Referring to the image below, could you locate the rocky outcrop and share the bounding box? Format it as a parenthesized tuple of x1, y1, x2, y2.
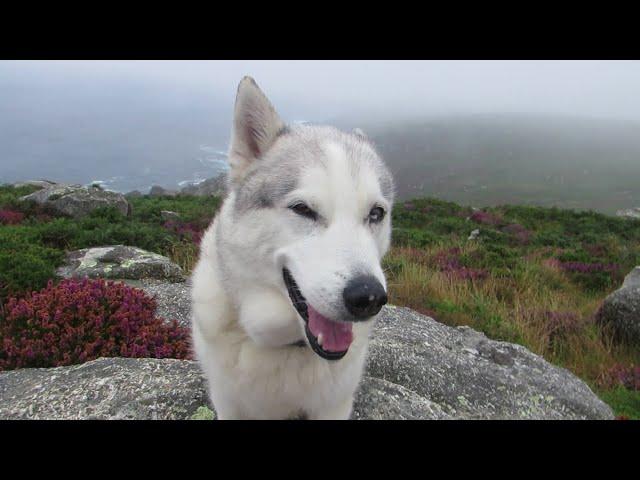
(365, 306, 612, 419)
(130, 279, 192, 328)
(20, 184, 129, 219)
(12, 179, 58, 189)
(180, 174, 227, 197)
(353, 376, 452, 419)
(616, 207, 640, 220)
(0, 305, 613, 420)
(597, 267, 640, 345)
(0, 358, 207, 420)
(56, 245, 185, 283)
(148, 185, 178, 197)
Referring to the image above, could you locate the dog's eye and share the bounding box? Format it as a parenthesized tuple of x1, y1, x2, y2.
(289, 202, 317, 220)
(368, 206, 385, 224)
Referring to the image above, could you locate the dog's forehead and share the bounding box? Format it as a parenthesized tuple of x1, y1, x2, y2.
(274, 126, 392, 197)
(297, 140, 381, 205)
(234, 125, 393, 213)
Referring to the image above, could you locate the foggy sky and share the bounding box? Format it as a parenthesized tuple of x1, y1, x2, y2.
(3, 60, 640, 122)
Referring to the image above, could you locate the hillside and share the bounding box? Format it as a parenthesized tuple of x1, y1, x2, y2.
(1, 184, 639, 417)
(335, 114, 640, 214)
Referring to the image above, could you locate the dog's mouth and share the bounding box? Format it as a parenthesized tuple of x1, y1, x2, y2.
(282, 268, 353, 361)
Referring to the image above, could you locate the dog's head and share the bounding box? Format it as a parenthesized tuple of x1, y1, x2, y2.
(224, 77, 394, 360)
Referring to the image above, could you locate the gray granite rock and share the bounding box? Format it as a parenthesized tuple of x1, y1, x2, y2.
(0, 358, 208, 420)
(180, 173, 227, 197)
(160, 210, 181, 221)
(616, 207, 640, 219)
(597, 267, 640, 345)
(56, 245, 185, 283)
(365, 306, 613, 419)
(12, 179, 58, 189)
(20, 184, 129, 218)
(132, 279, 192, 328)
(352, 376, 452, 419)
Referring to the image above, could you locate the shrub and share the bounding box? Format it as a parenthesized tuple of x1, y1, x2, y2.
(598, 387, 640, 420)
(163, 220, 204, 245)
(392, 228, 438, 247)
(432, 247, 488, 281)
(558, 261, 620, 292)
(128, 195, 220, 227)
(501, 223, 532, 245)
(470, 210, 503, 226)
(0, 278, 191, 371)
(540, 310, 583, 346)
(0, 209, 25, 225)
(0, 228, 63, 303)
(599, 365, 640, 391)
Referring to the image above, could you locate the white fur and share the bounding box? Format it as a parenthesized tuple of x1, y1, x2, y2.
(191, 77, 393, 420)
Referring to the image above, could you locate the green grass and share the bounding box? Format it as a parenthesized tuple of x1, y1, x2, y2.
(387, 198, 640, 417)
(599, 388, 640, 419)
(1, 184, 639, 417)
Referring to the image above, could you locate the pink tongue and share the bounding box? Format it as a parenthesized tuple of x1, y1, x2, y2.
(308, 305, 353, 352)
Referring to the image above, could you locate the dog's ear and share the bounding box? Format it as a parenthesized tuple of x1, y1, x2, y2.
(352, 128, 368, 139)
(229, 76, 285, 185)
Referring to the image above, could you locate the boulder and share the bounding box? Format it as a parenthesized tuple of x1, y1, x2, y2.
(597, 267, 640, 344)
(12, 179, 58, 189)
(353, 376, 452, 419)
(128, 279, 192, 328)
(0, 358, 208, 420)
(616, 207, 640, 220)
(56, 245, 185, 283)
(160, 210, 181, 222)
(0, 305, 613, 420)
(20, 184, 129, 219)
(180, 173, 227, 197)
(365, 306, 612, 419)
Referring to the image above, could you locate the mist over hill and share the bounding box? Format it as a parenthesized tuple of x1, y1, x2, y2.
(2, 73, 640, 214)
(3, 60, 640, 213)
(335, 113, 640, 214)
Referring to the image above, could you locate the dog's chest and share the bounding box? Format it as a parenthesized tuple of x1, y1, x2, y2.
(224, 340, 367, 418)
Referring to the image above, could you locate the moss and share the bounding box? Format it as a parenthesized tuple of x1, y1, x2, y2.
(190, 406, 216, 420)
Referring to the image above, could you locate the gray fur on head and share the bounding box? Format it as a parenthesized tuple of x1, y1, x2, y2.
(227, 77, 395, 214)
(352, 128, 367, 139)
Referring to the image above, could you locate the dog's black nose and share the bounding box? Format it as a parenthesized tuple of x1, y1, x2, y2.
(343, 275, 388, 320)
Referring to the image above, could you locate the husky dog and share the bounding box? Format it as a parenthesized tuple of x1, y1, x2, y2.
(191, 77, 394, 419)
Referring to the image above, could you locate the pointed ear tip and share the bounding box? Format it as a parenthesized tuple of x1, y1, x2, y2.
(238, 76, 258, 90)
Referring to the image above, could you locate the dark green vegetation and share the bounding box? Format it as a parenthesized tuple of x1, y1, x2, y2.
(1, 184, 639, 417)
(0, 185, 220, 301)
